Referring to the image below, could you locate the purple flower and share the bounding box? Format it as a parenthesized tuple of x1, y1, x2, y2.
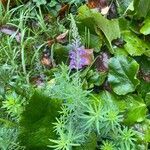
(69, 46, 93, 69)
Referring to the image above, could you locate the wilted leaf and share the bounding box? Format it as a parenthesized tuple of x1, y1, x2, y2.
(108, 56, 140, 95)
(30, 75, 44, 87)
(87, 0, 110, 16)
(87, 0, 108, 9)
(41, 50, 53, 68)
(136, 56, 150, 82)
(58, 4, 70, 19)
(137, 56, 150, 76)
(0, 25, 21, 42)
(56, 30, 68, 43)
(95, 52, 109, 72)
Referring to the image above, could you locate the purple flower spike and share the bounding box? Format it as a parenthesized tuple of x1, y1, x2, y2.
(69, 46, 94, 69)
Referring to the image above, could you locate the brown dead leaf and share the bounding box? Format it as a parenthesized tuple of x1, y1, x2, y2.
(30, 75, 44, 86)
(47, 30, 68, 45)
(87, 0, 118, 17)
(41, 51, 52, 68)
(95, 52, 109, 72)
(139, 70, 150, 82)
(41, 57, 52, 67)
(47, 39, 55, 47)
(56, 30, 68, 43)
(87, 0, 108, 9)
(41, 47, 56, 68)
(103, 80, 112, 92)
(58, 4, 70, 19)
(0, 25, 21, 42)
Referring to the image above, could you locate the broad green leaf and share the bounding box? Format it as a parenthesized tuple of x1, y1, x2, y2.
(134, 0, 150, 18)
(82, 70, 107, 89)
(122, 31, 149, 56)
(93, 13, 120, 53)
(99, 92, 148, 125)
(19, 90, 62, 150)
(78, 5, 120, 53)
(117, 0, 134, 15)
(140, 18, 150, 35)
(114, 47, 128, 56)
(108, 56, 140, 95)
(119, 18, 130, 31)
(99, 91, 127, 111)
(123, 95, 148, 125)
(88, 71, 106, 87)
(89, 34, 102, 52)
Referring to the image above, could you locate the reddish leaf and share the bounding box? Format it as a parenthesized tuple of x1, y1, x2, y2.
(87, 0, 118, 16)
(95, 52, 109, 72)
(87, 0, 108, 9)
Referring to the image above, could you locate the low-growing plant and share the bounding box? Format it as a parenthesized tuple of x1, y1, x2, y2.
(0, 0, 150, 150)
